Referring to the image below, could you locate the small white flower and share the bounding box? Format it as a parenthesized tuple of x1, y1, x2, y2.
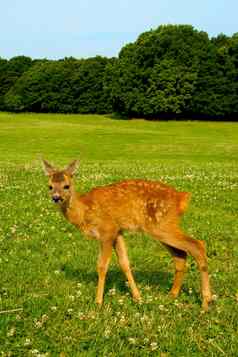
(144, 285, 151, 291)
(146, 295, 153, 303)
(120, 314, 126, 322)
(141, 314, 149, 322)
(104, 328, 111, 338)
(35, 321, 43, 329)
(150, 342, 158, 351)
(24, 338, 31, 346)
(41, 314, 48, 323)
(128, 337, 137, 345)
(108, 288, 116, 296)
(10, 226, 17, 234)
(118, 298, 124, 305)
(7, 327, 16, 337)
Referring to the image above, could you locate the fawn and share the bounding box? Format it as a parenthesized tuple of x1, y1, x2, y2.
(42, 160, 212, 310)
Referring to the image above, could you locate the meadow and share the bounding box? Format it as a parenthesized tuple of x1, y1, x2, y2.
(0, 112, 237, 356)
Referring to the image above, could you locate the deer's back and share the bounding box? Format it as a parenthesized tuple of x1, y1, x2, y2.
(79, 179, 190, 233)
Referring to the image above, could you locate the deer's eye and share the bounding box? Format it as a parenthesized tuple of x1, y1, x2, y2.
(64, 185, 70, 190)
(49, 185, 53, 190)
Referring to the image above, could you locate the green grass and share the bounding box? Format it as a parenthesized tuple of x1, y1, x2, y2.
(0, 112, 237, 356)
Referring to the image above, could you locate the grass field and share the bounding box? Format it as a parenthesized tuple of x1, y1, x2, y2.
(0, 112, 237, 356)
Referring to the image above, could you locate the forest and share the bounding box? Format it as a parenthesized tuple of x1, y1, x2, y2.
(1, 25, 238, 119)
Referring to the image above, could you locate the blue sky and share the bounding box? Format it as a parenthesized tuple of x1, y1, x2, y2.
(1, 0, 237, 59)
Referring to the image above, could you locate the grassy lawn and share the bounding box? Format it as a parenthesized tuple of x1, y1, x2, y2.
(0, 112, 237, 356)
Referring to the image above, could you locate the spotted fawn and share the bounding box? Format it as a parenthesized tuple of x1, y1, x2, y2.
(42, 160, 212, 310)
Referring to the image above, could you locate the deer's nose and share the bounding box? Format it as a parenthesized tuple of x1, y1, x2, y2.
(52, 195, 61, 203)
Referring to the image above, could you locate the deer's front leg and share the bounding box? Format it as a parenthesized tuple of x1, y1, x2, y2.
(114, 235, 141, 301)
(96, 240, 113, 305)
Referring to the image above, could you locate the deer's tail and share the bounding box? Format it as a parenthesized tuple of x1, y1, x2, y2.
(177, 192, 191, 215)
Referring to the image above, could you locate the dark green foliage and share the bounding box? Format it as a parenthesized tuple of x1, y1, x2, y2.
(192, 33, 238, 117)
(110, 25, 238, 119)
(0, 56, 32, 110)
(71, 56, 114, 114)
(110, 25, 210, 117)
(5, 56, 113, 114)
(1, 25, 238, 119)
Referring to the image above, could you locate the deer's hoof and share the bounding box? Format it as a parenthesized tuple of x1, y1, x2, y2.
(169, 290, 179, 299)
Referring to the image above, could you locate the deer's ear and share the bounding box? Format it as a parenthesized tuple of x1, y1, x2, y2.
(42, 159, 55, 176)
(64, 160, 79, 177)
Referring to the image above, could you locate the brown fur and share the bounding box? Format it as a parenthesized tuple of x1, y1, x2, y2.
(42, 160, 212, 310)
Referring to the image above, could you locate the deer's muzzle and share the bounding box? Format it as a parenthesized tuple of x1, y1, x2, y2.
(52, 195, 63, 203)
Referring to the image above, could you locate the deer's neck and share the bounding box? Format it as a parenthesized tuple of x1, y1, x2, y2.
(60, 191, 85, 227)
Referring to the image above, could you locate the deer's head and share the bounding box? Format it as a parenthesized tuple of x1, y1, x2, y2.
(42, 160, 78, 204)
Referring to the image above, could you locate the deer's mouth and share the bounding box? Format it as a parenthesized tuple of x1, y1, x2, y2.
(52, 196, 64, 203)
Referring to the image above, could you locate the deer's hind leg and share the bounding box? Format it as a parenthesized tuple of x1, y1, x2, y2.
(163, 244, 187, 298)
(114, 235, 141, 301)
(154, 228, 212, 310)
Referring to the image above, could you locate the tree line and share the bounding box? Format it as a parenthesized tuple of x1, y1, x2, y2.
(1, 25, 238, 119)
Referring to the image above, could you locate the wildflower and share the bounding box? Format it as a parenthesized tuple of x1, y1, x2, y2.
(10, 225, 17, 234)
(128, 337, 137, 345)
(41, 314, 48, 323)
(108, 288, 116, 296)
(150, 342, 158, 351)
(24, 338, 31, 347)
(78, 313, 88, 320)
(7, 327, 16, 337)
(146, 295, 153, 303)
(140, 314, 149, 322)
(119, 314, 126, 323)
(104, 328, 111, 338)
(35, 321, 43, 329)
(34, 314, 48, 329)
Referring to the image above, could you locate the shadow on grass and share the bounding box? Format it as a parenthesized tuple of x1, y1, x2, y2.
(105, 113, 129, 121)
(61, 264, 173, 293)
